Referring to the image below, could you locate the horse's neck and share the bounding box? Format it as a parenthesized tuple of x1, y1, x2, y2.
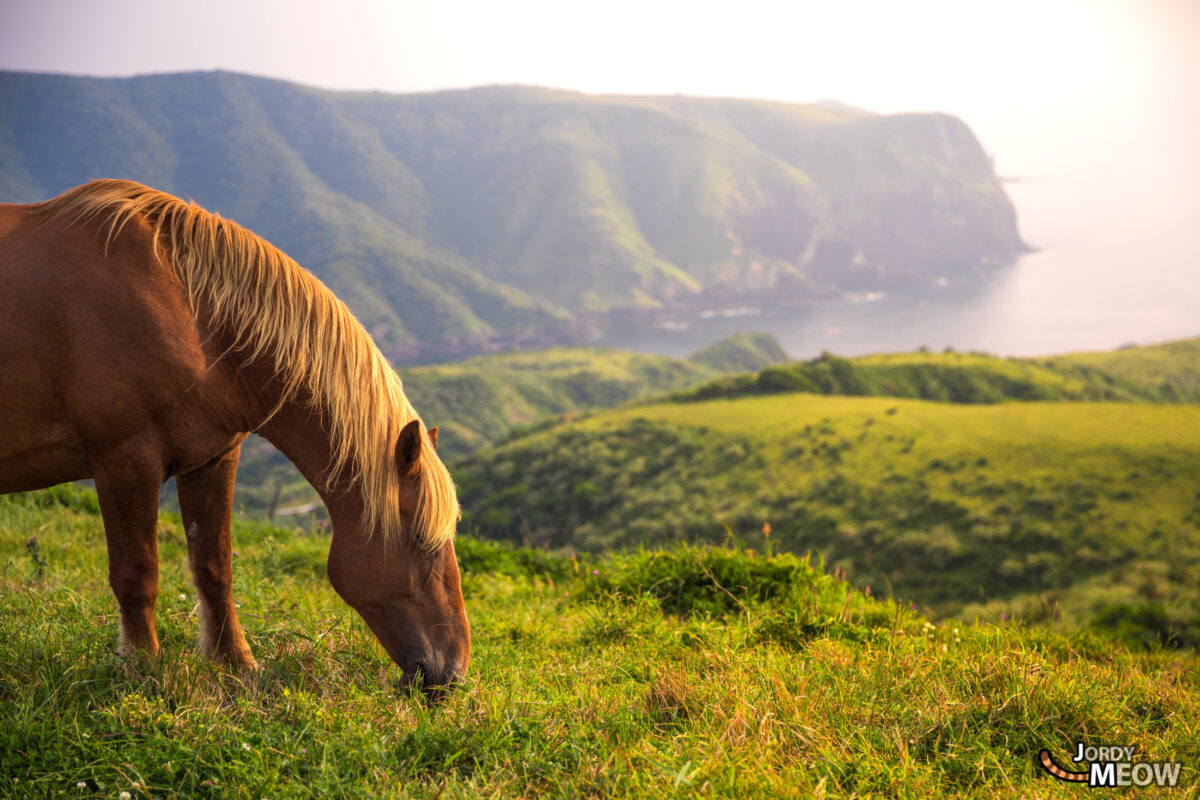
(252, 386, 364, 527)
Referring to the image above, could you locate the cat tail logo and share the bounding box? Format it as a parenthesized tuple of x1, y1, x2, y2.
(1039, 743, 1184, 788)
(1038, 750, 1089, 783)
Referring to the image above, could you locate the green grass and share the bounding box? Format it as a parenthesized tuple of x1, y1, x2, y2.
(402, 347, 722, 457)
(2, 486, 1197, 797)
(456, 393, 1200, 645)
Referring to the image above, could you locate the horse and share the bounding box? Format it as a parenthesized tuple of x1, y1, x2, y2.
(0, 179, 469, 689)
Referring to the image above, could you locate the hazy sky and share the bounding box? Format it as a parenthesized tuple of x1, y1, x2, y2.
(2, 0, 1197, 177)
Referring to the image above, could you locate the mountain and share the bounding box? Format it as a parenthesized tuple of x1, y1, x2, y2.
(0, 70, 1025, 359)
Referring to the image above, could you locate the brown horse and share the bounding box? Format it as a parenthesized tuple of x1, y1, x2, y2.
(0, 180, 469, 689)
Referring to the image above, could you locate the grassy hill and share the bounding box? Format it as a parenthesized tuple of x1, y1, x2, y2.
(217, 337, 1200, 518)
(454, 391, 1200, 647)
(670, 347, 1200, 405)
(0, 71, 1023, 358)
(687, 332, 791, 373)
(1045, 337, 1200, 402)
(1, 485, 1196, 797)
(403, 348, 719, 457)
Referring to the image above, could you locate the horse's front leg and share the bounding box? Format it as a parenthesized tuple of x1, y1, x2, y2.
(176, 442, 257, 669)
(94, 446, 165, 657)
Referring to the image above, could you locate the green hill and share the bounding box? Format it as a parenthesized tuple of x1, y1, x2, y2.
(1, 487, 1196, 796)
(1045, 337, 1200, 402)
(455, 392, 1200, 645)
(219, 337, 1198, 518)
(0, 70, 1023, 358)
(687, 331, 791, 373)
(403, 348, 717, 457)
(671, 347, 1194, 404)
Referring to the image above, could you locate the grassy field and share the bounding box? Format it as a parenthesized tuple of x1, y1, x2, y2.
(2, 485, 1197, 797)
(456, 393, 1200, 646)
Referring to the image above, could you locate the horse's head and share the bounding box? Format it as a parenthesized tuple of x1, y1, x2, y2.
(325, 420, 469, 693)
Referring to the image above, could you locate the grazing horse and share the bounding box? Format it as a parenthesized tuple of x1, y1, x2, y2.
(0, 180, 469, 689)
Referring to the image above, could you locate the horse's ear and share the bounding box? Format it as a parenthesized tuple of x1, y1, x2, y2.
(428, 426, 439, 450)
(396, 419, 422, 476)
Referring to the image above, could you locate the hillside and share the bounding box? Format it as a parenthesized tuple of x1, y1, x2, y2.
(455, 393, 1200, 646)
(212, 337, 1197, 518)
(687, 331, 791, 373)
(1045, 337, 1200, 402)
(670, 347, 1200, 404)
(0, 70, 1024, 359)
(1, 486, 1196, 796)
(404, 348, 718, 457)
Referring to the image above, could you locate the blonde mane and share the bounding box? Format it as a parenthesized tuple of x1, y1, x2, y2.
(33, 179, 458, 551)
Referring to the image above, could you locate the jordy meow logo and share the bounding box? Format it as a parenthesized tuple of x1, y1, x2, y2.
(1039, 741, 1183, 788)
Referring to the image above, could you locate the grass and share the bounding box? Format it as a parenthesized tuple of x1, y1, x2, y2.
(2, 485, 1199, 797)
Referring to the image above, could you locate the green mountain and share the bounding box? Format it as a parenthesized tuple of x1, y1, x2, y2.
(1043, 337, 1200, 402)
(0, 70, 1023, 358)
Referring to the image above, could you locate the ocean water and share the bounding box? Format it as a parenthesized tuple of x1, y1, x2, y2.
(591, 155, 1200, 361)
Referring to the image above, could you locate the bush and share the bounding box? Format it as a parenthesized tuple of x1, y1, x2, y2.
(583, 543, 894, 625)
(1089, 603, 1200, 650)
(454, 535, 580, 582)
(0, 483, 101, 514)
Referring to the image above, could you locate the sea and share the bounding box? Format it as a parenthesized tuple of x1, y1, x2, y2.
(592, 140, 1200, 361)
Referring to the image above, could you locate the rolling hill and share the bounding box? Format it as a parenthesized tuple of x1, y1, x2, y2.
(669, 347, 1200, 405)
(218, 336, 1200, 520)
(0, 70, 1024, 359)
(456, 394, 1200, 643)
(451, 339, 1200, 644)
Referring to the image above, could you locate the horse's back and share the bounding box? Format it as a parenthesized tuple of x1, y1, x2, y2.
(0, 201, 242, 493)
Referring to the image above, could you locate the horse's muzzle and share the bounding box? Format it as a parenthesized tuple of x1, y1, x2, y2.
(397, 660, 465, 701)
